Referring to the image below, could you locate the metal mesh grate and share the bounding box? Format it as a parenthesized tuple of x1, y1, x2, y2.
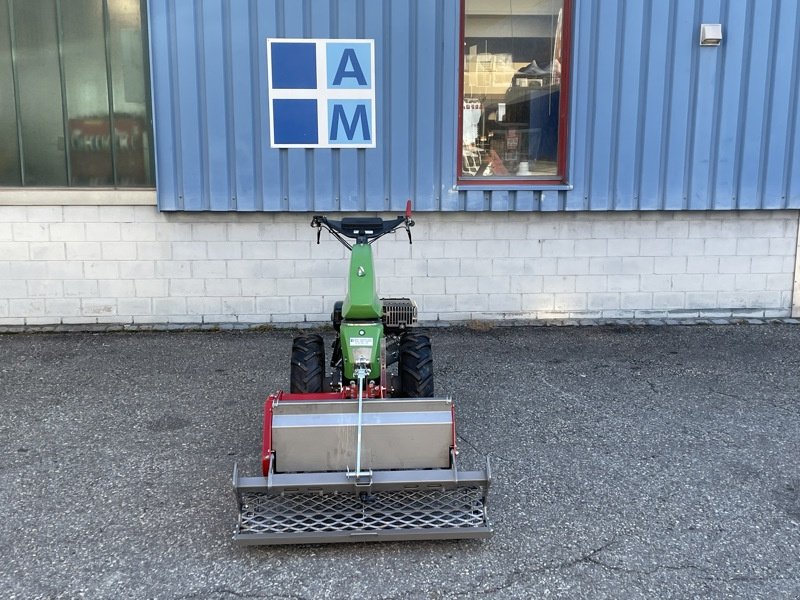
(237, 486, 486, 537)
(381, 298, 417, 328)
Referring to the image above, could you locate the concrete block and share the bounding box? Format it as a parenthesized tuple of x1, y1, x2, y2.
(275, 277, 311, 295)
(736, 238, 770, 256)
(574, 239, 607, 257)
(84, 261, 119, 279)
(135, 279, 168, 297)
(576, 275, 608, 293)
(241, 278, 278, 297)
(456, 294, 489, 312)
(290, 296, 324, 314)
(420, 295, 456, 312)
(44, 298, 81, 316)
(542, 275, 576, 293)
(192, 223, 227, 241)
(101, 242, 137, 260)
(13, 223, 49, 242)
(221, 297, 256, 315)
(206, 279, 241, 297)
(487, 293, 522, 312)
(510, 275, 543, 293)
(81, 299, 117, 316)
(29, 242, 65, 261)
(412, 277, 446, 295)
(0, 281, 27, 298)
(640, 275, 672, 292)
(524, 257, 557, 275)
(275, 240, 311, 260)
(703, 274, 736, 291)
(64, 280, 98, 298)
(750, 256, 786, 274)
(521, 294, 555, 311)
(256, 296, 290, 314)
(207, 241, 242, 260)
(443, 240, 477, 258)
(0, 242, 28, 260)
(606, 275, 639, 293)
(99, 206, 135, 222)
(63, 206, 99, 222)
(11, 261, 48, 279)
(65, 242, 102, 261)
(85, 223, 121, 241)
(557, 258, 590, 275)
(652, 292, 685, 309)
(49, 223, 86, 241)
(477, 239, 508, 259)
(554, 293, 587, 311)
(670, 274, 704, 291)
(621, 293, 653, 309)
(734, 273, 767, 291)
(117, 298, 152, 315)
(98, 280, 136, 297)
(686, 292, 719, 308)
(588, 293, 620, 310)
(589, 257, 623, 275)
(153, 297, 187, 315)
(187, 297, 222, 315)
(445, 276, 478, 294)
(686, 256, 719, 274)
(26, 206, 63, 223)
(718, 256, 751, 274)
(120, 223, 156, 241)
(607, 239, 640, 257)
(473, 275, 508, 294)
(492, 258, 525, 275)
(191, 260, 227, 279)
(509, 240, 543, 258)
(654, 257, 687, 274)
(541, 239, 574, 258)
(137, 242, 173, 260)
(25, 280, 62, 298)
(424, 258, 457, 277)
(168, 279, 205, 297)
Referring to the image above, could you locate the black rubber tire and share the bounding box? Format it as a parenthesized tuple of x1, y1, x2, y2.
(290, 334, 325, 393)
(398, 333, 434, 398)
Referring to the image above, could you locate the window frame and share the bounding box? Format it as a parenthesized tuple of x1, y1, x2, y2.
(456, 0, 573, 189)
(0, 0, 156, 193)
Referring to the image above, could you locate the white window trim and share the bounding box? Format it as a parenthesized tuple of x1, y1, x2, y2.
(0, 189, 156, 206)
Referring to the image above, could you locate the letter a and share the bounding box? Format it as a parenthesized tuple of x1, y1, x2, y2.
(332, 48, 367, 86)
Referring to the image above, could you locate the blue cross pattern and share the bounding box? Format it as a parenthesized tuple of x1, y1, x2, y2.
(267, 39, 375, 148)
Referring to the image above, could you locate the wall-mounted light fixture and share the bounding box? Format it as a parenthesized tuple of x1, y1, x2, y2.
(699, 24, 723, 46)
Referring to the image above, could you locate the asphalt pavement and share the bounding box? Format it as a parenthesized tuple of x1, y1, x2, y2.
(1, 324, 799, 599)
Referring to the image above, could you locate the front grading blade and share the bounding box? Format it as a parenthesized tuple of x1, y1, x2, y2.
(232, 462, 492, 545)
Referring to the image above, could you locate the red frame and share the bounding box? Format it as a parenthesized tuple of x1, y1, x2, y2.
(456, 0, 572, 187)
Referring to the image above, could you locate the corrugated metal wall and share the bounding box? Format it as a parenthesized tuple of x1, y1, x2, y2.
(148, 0, 800, 212)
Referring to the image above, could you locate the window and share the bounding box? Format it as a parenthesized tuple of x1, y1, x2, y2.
(0, 0, 154, 188)
(459, 0, 570, 184)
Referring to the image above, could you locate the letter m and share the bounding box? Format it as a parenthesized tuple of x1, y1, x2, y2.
(329, 103, 370, 142)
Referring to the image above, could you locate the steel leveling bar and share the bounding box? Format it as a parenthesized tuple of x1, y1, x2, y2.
(232, 462, 492, 545)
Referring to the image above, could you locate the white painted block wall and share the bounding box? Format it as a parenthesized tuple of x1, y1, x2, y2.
(0, 205, 798, 327)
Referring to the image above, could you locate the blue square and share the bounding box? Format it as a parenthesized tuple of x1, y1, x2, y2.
(271, 42, 316, 89)
(328, 100, 372, 144)
(273, 99, 318, 145)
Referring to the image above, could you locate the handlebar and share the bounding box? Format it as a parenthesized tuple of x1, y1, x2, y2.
(311, 204, 414, 248)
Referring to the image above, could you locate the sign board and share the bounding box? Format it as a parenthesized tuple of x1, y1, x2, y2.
(267, 38, 376, 148)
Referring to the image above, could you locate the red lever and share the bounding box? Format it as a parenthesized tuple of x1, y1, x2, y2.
(405, 199, 412, 218)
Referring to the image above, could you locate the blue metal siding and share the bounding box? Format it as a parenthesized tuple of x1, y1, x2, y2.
(148, 0, 800, 211)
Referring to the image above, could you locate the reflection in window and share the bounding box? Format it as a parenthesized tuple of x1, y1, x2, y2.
(461, 0, 565, 180)
(0, 0, 153, 188)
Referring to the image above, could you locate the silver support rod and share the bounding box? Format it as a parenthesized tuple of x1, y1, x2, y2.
(348, 364, 371, 482)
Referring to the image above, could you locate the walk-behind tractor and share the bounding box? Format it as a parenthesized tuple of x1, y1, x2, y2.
(232, 203, 492, 544)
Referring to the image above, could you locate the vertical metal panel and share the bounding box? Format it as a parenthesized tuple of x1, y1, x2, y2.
(149, 0, 800, 212)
